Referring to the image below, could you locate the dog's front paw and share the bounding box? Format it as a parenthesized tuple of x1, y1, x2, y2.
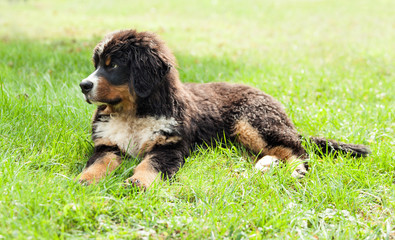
(76, 172, 96, 185)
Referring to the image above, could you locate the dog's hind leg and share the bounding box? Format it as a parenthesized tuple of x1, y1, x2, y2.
(232, 119, 308, 178)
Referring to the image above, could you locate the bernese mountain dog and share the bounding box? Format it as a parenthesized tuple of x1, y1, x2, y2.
(77, 29, 370, 189)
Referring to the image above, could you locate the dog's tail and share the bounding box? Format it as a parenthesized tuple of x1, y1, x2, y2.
(308, 136, 371, 158)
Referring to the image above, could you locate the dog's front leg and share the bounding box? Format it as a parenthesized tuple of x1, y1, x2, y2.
(124, 155, 160, 190)
(125, 144, 186, 190)
(78, 144, 122, 185)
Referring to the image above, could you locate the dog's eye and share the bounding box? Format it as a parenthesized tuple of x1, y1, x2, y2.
(110, 63, 118, 69)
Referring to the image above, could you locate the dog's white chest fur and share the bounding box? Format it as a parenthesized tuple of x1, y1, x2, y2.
(93, 115, 177, 157)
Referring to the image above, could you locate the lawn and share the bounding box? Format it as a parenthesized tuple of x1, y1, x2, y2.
(0, 0, 394, 238)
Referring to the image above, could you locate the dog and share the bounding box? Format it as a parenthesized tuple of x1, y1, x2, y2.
(77, 29, 370, 189)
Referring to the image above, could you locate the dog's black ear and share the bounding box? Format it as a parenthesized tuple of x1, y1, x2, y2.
(129, 48, 170, 98)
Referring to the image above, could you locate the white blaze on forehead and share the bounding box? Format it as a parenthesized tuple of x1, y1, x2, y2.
(85, 69, 100, 84)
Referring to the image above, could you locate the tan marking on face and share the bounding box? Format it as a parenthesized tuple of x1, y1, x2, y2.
(96, 81, 128, 101)
(125, 156, 159, 189)
(105, 56, 111, 66)
(78, 152, 121, 184)
(140, 136, 182, 153)
(95, 77, 111, 99)
(94, 79, 137, 113)
(114, 85, 137, 113)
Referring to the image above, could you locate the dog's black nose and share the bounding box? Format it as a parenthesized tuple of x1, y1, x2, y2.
(80, 80, 93, 94)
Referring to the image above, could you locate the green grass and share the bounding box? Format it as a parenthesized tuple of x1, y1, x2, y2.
(0, 0, 394, 238)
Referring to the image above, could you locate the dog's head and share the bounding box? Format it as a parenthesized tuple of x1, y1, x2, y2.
(80, 30, 176, 110)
